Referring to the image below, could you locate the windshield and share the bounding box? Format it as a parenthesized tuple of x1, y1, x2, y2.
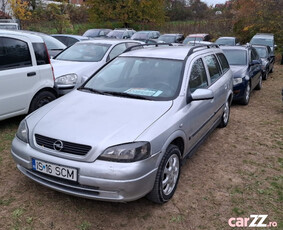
(215, 38, 235, 46)
(183, 37, 202, 44)
(223, 50, 247, 65)
(40, 34, 66, 50)
(83, 29, 100, 37)
(107, 31, 124, 39)
(250, 38, 273, 47)
(131, 32, 149, 40)
(55, 43, 111, 62)
(158, 35, 175, 43)
(254, 47, 268, 58)
(83, 57, 183, 101)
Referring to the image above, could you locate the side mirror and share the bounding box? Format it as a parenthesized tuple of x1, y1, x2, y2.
(274, 44, 277, 49)
(250, 60, 260, 66)
(187, 89, 214, 103)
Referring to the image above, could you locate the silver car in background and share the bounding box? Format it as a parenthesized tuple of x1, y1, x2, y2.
(11, 45, 233, 203)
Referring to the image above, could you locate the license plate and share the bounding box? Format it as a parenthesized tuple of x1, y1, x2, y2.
(32, 159, 77, 182)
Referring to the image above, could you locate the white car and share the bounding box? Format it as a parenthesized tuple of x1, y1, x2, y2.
(51, 39, 142, 95)
(0, 30, 57, 121)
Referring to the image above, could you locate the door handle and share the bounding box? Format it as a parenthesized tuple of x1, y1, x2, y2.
(27, 72, 36, 77)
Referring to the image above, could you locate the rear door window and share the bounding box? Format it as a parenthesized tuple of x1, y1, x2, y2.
(203, 54, 222, 84)
(0, 37, 32, 70)
(108, 43, 127, 60)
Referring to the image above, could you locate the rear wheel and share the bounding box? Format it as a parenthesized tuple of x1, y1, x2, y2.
(218, 100, 230, 128)
(240, 82, 251, 105)
(255, 75, 262, 90)
(29, 91, 56, 113)
(146, 144, 181, 204)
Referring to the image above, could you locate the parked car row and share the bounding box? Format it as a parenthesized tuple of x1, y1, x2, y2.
(0, 28, 276, 204)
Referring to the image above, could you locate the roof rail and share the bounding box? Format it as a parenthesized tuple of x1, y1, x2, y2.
(123, 43, 173, 53)
(186, 44, 219, 57)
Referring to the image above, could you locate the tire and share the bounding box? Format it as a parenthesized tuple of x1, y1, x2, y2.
(146, 144, 181, 204)
(255, 75, 262, 90)
(218, 99, 230, 128)
(240, 82, 251, 105)
(29, 91, 56, 113)
(262, 71, 268, 80)
(269, 67, 273, 73)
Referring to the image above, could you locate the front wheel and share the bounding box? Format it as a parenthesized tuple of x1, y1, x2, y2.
(29, 91, 56, 113)
(240, 82, 251, 105)
(255, 75, 262, 90)
(218, 100, 230, 128)
(146, 145, 181, 204)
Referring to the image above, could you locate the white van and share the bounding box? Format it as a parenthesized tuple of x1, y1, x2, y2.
(0, 30, 57, 121)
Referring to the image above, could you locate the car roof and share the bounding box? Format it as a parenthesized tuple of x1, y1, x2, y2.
(136, 31, 159, 33)
(188, 33, 209, 37)
(217, 37, 236, 40)
(78, 39, 142, 45)
(221, 45, 248, 51)
(51, 34, 89, 40)
(160, 34, 183, 36)
(120, 45, 220, 60)
(0, 29, 44, 42)
(252, 44, 269, 49)
(254, 33, 274, 38)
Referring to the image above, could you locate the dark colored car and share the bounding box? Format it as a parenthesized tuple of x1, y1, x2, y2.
(51, 34, 89, 47)
(222, 45, 262, 105)
(22, 30, 66, 58)
(183, 33, 211, 45)
(158, 34, 184, 44)
(82, 29, 112, 38)
(131, 31, 161, 40)
(106, 28, 136, 39)
(253, 45, 275, 80)
(215, 37, 240, 46)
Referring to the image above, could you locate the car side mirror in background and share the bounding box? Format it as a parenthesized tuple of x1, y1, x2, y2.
(250, 60, 260, 66)
(187, 89, 214, 103)
(274, 44, 277, 49)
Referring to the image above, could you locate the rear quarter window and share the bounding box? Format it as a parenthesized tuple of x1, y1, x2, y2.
(203, 54, 222, 84)
(216, 53, 230, 73)
(0, 37, 32, 70)
(32, 43, 50, 65)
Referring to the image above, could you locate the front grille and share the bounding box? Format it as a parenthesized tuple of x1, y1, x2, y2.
(35, 134, 91, 155)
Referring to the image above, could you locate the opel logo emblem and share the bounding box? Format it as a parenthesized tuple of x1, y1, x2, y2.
(53, 140, 64, 151)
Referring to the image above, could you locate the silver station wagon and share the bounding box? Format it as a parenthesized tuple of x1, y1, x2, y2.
(11, 45, 233, 203)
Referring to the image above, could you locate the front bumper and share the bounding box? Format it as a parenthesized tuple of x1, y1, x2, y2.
(11, 137, 158, 202)
(232, 81, 247, 101)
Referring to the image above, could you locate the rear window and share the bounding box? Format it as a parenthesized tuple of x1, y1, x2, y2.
(0, 37, 32, 70)
(32, 43, 50, 65)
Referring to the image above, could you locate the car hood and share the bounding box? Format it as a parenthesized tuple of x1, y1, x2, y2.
(51, 59, 103, 80)
(230, 65, 248, 78)
(30, 90, 173, 160)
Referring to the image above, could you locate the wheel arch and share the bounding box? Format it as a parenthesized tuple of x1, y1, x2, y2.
(29, 87, 57, 112)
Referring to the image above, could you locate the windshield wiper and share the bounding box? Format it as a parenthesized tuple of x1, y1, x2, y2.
(103, 91, 151, 100)
(78, 87, 107, 95)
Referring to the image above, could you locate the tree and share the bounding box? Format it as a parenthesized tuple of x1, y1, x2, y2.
(88, 0, 166, 27)
(8, 0, 32, 21)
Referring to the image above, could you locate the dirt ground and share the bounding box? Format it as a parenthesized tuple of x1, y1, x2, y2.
(0, 65, 282, 230)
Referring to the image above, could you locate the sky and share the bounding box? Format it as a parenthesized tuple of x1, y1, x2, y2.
(201, 0, 227, 6)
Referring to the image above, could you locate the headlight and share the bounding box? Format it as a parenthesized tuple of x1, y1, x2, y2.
(233, 78, 243, 86)
(98, 142, 151, 162)
(16, 120, 29, 143)
(55, 73, 78, 85)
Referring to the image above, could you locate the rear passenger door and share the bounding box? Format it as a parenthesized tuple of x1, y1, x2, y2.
(203, 54, 227, 113)
(0, 36, 38, 118)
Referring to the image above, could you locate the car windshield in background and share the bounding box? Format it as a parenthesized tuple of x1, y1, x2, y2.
(55, 43, 111, 62)
(107, 31, 124, 39)
(83, 29, 100, 37)
(0, 24, 17, 30)
(158, 35, 175, 43)
(254, 47, 268, 58)
(183, 37, 202, 44)
(216, 38, 234, 46)
(83, 57, 183, 100)
(250, 38, 273, 47)
(41, 34, 66, 50)
(131, 33, 149, 40)
(223, 50, 247, 65)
